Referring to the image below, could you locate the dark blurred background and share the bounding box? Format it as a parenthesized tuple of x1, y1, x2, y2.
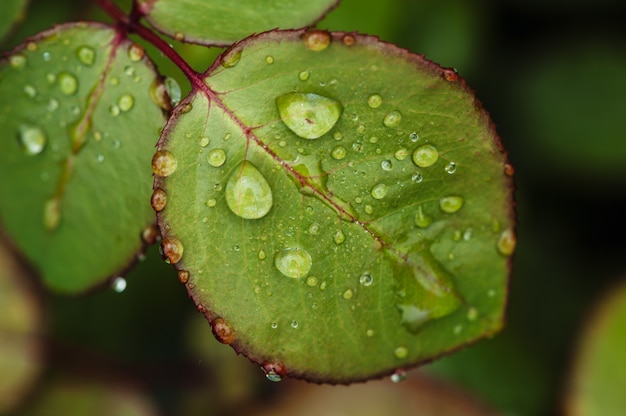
(2, 0, 626, 415)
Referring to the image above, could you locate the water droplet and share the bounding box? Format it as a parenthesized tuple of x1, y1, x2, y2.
(211, 317, 235, 344)
(290, 320, 299, 328)
(409, 131, 419, 142)
(412, 144, 439, 168)
(333, 131, 343, 141)
(43, 197, 61, 231)
(342, 289, 353, 300)
(371, 183, 387, 199)
(128, 43, 144, 61)
(334, 230, 346, 245)
(109, 104, 120, 116)
(151, 188, 167, 212)
(383, 110, 402, 127)
(342, 34, 356, 46)
(443, 68, 459, 82)
(463, 228, 473, 241)
(367, 93, 382, 108)
(161, 236, 184, 264)
(164, 77, 181, 107)
(258, 249, 267, 260)
(47, 98, 59, 112)
(178, 270, 190, 284)
(9, 54, 26, 69)
(206, 198, 217, 208)
(225, 161, 273, 219)
(270, 321, 278, 329)
(42, 51, 51, 61)
(26, 42, 37, 52)
(306, 276, 318, 287)
(391, 369, 407, 383)
(152, 150, 178, 177)
(497, 228, 516, 256)
(453, 325, 463, 334)
(364, 205, 374, 215)
(411, 173, 423, 183)
(109, 76, 119, 86)
(331, 145, 346, 160)
(112, 277, 127, 293)
(394, 147, 409, 161)
(394, 346, 408, 359)
(23, 84, 37, 98)
(381, 160, 392, 171)
(439, 196, 464, 213)
(118, 94, 134, 112)
(274, 248, 312, 279)
(76, 46, 95, 66)
(359, 272, 373, 286)
(199, 137, 210, 147)
(414, 206, 432, 228)
(467, 307, 479, 321)
(223, 133, 232, 141)
(445, 161, 457, 174)
(265, 55, 274, 64)
(174, 32, 185, 41)
(302, 30, 331, 51)
(276, 92, 342, 139)
(319, 281, 327, 291)
(504, 163, 515, 176)
(17, 124, 47, 155)
(150, 78, 171, 111)
(263, 361, 286, 382)
(57, 72, 78, 95)
(308, 222, 321, 235)
(366, 329, 375, 337)
(96, 154, 105, 163)
(207, 148, 226, 167)
(298, 70, 310, 81)
(221, 48, 241, 68)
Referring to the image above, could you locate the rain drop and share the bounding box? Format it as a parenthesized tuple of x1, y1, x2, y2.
(308, 222, 321, 235)
(57, 72, 78, 95)
(467, 307, 479, 322)
(445, 161, 457, 174)
(274, 248, 312, 279)
(331, 145, 346, 160)
(43, 197, 61, 231)
(414, 206, 432, 228)
(394, 147, 409, 161)
(200, 137, 210, 147)
(225, 161, 273, 219)
(371, 183, 387, 199)
(298, 70, 310, 81)
(263, 361, 286, 382)
(151, 188, 167, 212)
(206, 198, 217, 208)
(302, 30, 331, 51)
(9, 54, 26, 69)
(221, 48, 241, 68)
(342, 289, 353, 300)
(497, 228, 516, 256)
(394, 346, 408, 359)
(306, 276, 318, 287)
(265, 55, 274, 64)
(164, 77, 181, 107)
(108, 104, 120, 116)
(17, 124, 47, 156)
(334, 230, 346, 245)
(412, 144, 439, 168)
(439, 196, 464, 214)
(258, 249, 267, 260)
(111, 277, 127, 293)
(178, 270, 190, 284)
(359, 272, 373, 287)
(76, 46, 95, 66)
(118, 94, 134, 112)
(211, 317, 235, 344)
(161, 236, 184, 264)
(383, 110, 402, 127)
(381, 160, 392, 171)
(276, 92, 342, 139)
(367, 93, 382, 108)
(342, 34, 356, 46)
(290, 320, 299, 328)
(23, 84, 36, 98)
(207, 148, 227, 167)
(128, 43, 144, 61)
(409, 131, 419, 142)
(391, 369, 408, 383)
(152, 150, 178, 177)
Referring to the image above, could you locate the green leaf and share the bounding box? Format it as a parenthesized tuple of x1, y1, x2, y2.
(568, 280, 626, 415)
(136, 0, 338, 46)
(0, 0, 28, 43)
(155, 30, 515, 382)
(0, 23, 168, 293)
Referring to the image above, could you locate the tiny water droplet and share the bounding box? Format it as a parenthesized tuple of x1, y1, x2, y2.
(199, 137, 210, 147)
(342, 34, 356, 46)
(302, 30, 331, 51)
(333, 131, 343, 141)
(150, 78, 171, 111)
(161, 236, 184, 264)
(290, 320, 299, 328)
(23, 84, 37, 98)
(221, 48, 241, 68)
(412, 144, 439, 168)
(211, 317, 235, 344)
(26, 42, 37, 52)
(258, 249, 267, 260)
(263, 361, 286, 382)
(381, 160, 392, 171)
(47, 98, 59, 112)
(276, 92, 342, 139)
(270, 321, 278, 329)
(306, 276, 318, 287)
(141, 224, 159, 244)
(17, 124, 47, 155)
(76, 46, 95, 66)
(391, 369, 407, 383)
(445, 161, 457, 174)
(9, 54, 26, 69)
(57, 72, 78, 95)
(178, 270, 190, 284)
(319, 281, 327, 291)
(463, 228, 473, 241)
(331, 145, 346, 160)
(411, 173, 423, 183)
(128, 43, 144, 61)
(118, 94, 134, 112)
(275, 248, 312, 279)
(108, 104, 120, 116)
(342, 288, 353, 300)
(43, 197, 61, 231)
(394, 346, 408, 359)
(298, 70, 310, 81)
(109, 76, 119, 86)
(371, 183, 387, 199)
(112, 277, 127, 293)
(409, 131, 419, 142)
(497, 228, 516, 256)
(42, 51, 51, 61)
(206, 198, 217, 208)
(364, 204, 374, 215)
(265, 55, 274, 64)
(308, 222, 321, 235)
(174, 32, 185, 41)
(164, 77, 181, 107)
(151, 188, 167, 212)
(96, 154, 104, 163)
(467, 307, 479, 322)
(394, 147, 409, 161)
(225, 161, 273, 219)
(207, 148, 226, 167)
(383, 110, 402, 127)
(359, 272, 373, 287)
(454, 325, 463, 334)
(366, 329, 375, 337)
(439, 196, 464, 213)
(223, 133, 232, 141)
(152, 150, 178, 177)
(414, 206, 431, 228)
(334, 230, 346, 245)
(367, 93, 382, 108)
(504, 163, 515, 176)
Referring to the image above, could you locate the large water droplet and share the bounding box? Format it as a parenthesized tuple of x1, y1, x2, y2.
(76, 46, 95, 66)
(331, 145, 346, 160)
(207, 148, 227, 167)
(221, 48, 241, 68)
(225, 161, 273, 219)
(371, 183, 387, 199)
(414, 206, 432, 228)
(383, 110, 402, 127)
(302, 30, 331, 51)
(439, 196, 464, 213)
(276, 92, 342, 139)
(164, 77, 181, 107)
(161, 236, 184, 264)
(274, 248, 312, 279)
(151, 188, 167, 212)
(118, 94, 134, 112)
(412, 144, 439, 168)
(17, 124, 47, 156)
(497, 228, 516, 256)
(211, 317, 235, 344)
(111, 277, 127, 293)
(57, 72, 78, 95)
(152, 150, 178, 177)
(367, 93, 382, 108)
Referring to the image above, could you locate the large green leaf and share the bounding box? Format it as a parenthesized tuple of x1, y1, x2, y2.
(136, 0, 338, 46)
(155, 30, 515, 382)
(0, 23, 168, 293)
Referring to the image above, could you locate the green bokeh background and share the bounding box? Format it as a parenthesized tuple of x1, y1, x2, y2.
(2, 0, 626, 414)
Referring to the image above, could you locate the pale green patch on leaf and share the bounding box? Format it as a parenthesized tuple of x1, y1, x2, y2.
(136, 0, 338, 46)
(0, 23, 167, 293)
(0, 0, 28, 43)
(155, 30, 514, 382)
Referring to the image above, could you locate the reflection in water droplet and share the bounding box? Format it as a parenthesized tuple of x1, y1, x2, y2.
(76, 46, 95, 66)
(275, 248, 312, 279)
(367, 93, 382, 108)
(161, 236, 184, 264)
(151, 188, 167, 212)
(302, 30, 331, 51)
(58, 72, 78, 95)
(371, 183, 387, 199)
(276, 92, 342, 139)
(211, 317, 235, 344)
(334, 230, 346, 245)
(497, 228, 516, 256)
(445, 161, 457, 174)
(17, 124, 47, 155)
(359, 272, 373, 286)
(43, 197, 61, 231)
(150, 78, 172, 111)
(128, 43, 145, 61)
(118, 94, 134, 112)
(383, 110, 402, 127)
(164, 77, 181, 107)
(152, 150, 178, 177)
(9, 54, 26, 69)
(412, 144, 439, 168)
(225, 161, 273, 219)
(207, 148, 227, 167)
(394, 346, 408, 359)
(331, 145, 346, 160)
(298, 70, 310, 81)
(439, 196, 464, 213)
(112, 277, 127, 293)
(414, 206, 432, 228)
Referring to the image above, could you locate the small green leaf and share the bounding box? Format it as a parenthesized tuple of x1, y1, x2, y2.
(156, 30, 514, 382)
(0, 23, 167, 293)
(0, 0, 28, 43)
(136, 0, 338, 46)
